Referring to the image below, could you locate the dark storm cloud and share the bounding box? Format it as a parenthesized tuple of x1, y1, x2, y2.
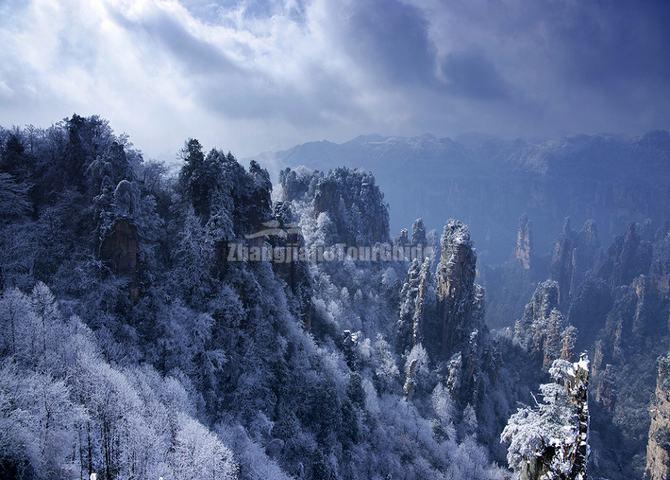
(579, 6, 664, 77)
(440, 51, 509, 100)
(534, 0, 670, 87)
(1, 0, 670, 159)
(344, 0, 437, 86)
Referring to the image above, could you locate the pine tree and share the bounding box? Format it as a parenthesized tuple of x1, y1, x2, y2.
(502, 355, 590, 480)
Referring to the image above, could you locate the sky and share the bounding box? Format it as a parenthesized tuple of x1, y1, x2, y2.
(1, 0, 669, 161)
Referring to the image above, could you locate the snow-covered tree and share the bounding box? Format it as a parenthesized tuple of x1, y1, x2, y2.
(403, 343, 430, 398)
(0, 173, 31, 219)
(501, 355, 590, 480)
(170, 414, 238, 480)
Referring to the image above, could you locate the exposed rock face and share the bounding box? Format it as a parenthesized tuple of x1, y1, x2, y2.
(397, 258, 422, 355)
(594, 363, 616, 412)
(412, 218, 427, 247)
(280, 167, 390, 245)
(550, 219, 575, 308)
(412, 258, 430, 347)
(397, 256, 431, 354)
(515, 214, 533, 270)
(550, 219, 601, 309)
(279, 167, 311, 202)
(571, 220, 600, 292)
(646, 354, 670, 480)
(567, 356, 591, 480)
(598, 223, 653, 288)
(633, 275, 653, 336)
(566, 276, 612, 349)
(485, 219, 597, 332)
(552, 222, 670, 478)
(514, 280, 560, 350)
(513, 280, 578, 372)
(596, 273, 666, 365)
(396, 219, 487, 407)
(272, 131, 670, 264)
(99, 218, 139, 276)
(270, 202, 313, 330)
(312, 168, 390, 245)
(477, 216, 669, 478)
(435, 220, 483, 358)
(651, 231, 670, 294)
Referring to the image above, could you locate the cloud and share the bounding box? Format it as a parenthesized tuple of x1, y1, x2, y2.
(107, 4, 239, 75)
(440, 51, 508, 100)
(0, 0, 669, 162)
(342, 0, 437, 86)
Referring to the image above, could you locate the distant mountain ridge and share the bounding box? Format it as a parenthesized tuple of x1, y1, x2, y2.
(259, 130, 670, 262)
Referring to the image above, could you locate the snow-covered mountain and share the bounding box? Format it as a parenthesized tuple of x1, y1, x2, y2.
(4, 115, 670, 479)
(261, 131, 670, 262)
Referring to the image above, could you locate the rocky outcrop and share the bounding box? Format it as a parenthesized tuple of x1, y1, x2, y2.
(479, 215, 547, 330)
(430, 220, 489, 408)
(598, 223, 653, 288)
(594, 272, 666, 365)
(270, 202, 313, 330)
(312, 168, 390, 245)
(281, 167, 390, 245)
(272, 132, 670, 264)
(435, 220, 484, 358)
(397, 256, 431, 354)
(515, 214, 533, 270)
(651, 231, 670, 294)
(397, 258, 422, 355)
(412, 218, 427, 247)
(550, 219, 600, 309)
(412, 258, 430, 347)
(513, 280, 578, 371)
(645, 354, 670, 480)
(566, 275, 612, 348)
(550, 219, 575, 308)
(99, 217, 139, 277)
(594, 363, 616, 412)
(514, 280, 560, 349)
(396, 220, 487, 406)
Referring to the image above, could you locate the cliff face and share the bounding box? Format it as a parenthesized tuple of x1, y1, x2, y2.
(395, 219, 489, 407)
(501, 219, 670, 478)
(480, 215, 546, 330)
(646, 354, 670, 480)
(269, 201, 313, 329)
(281, 167, 390, 245)
(515, 214, 533, 270)
(270, 131, 670, 263)
(550, 220, 575, 309)
(436, 220, 484, 358)
(397, 258, 422, 355)
(513, 280, 575, 370)
(550, 219, 601, 309)
(598, 223, 653, 288)
(99, 218, 139, 276)
(412, 258, 431, 348)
